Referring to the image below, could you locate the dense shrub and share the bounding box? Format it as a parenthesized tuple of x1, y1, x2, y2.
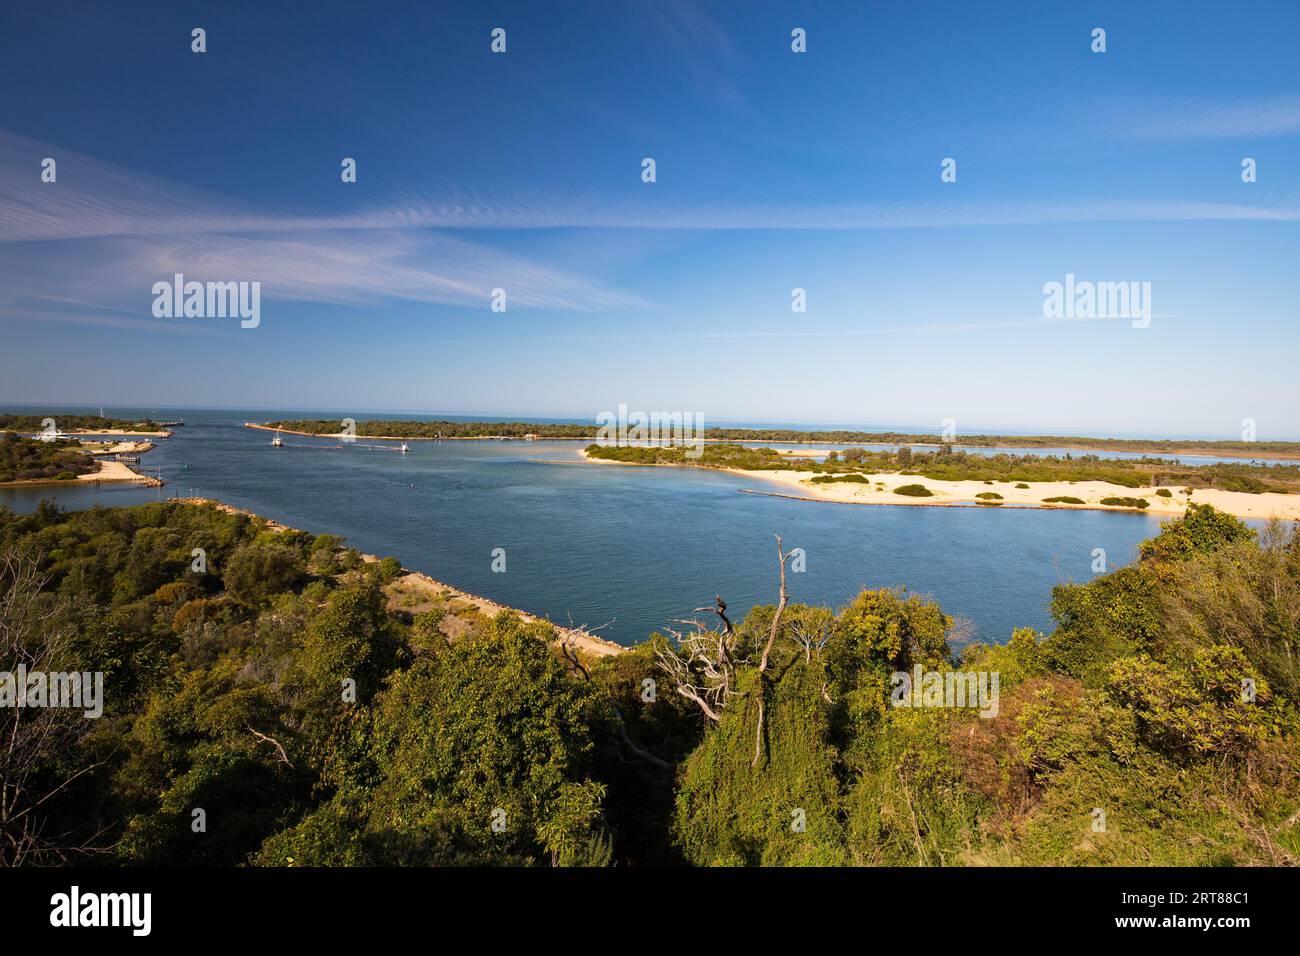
(894, 484, 934, 497)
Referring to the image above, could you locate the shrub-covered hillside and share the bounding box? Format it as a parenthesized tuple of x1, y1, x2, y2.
(1, 500, 1296, 866)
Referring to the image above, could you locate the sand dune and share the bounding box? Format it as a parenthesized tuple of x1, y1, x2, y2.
(734, 469, 1300, 520)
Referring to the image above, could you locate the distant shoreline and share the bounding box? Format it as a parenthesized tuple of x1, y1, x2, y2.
(243, 422, 1300, 461)
(577, 449, 1300, 521)
(0, 427, 172, 438)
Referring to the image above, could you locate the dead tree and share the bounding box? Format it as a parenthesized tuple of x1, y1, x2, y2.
(653, 534, 798, 769)
(753, 536, 797, 766)
(789, 616, 833, 663)
(653, 620, 738, 722)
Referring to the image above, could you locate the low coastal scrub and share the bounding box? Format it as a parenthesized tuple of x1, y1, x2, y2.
(276, 418, 1300, 458)
(894, 484, 934, 497)
(1100, 496, 1150, 509)
(1156, 488, 1173, 497)
(3, 501, 1297, 867)
(0, 413, 162, 433)
(1043, 496, 1085, 504)
(809, 473, 870, 484)
(270, 418, 596, 439)
(584, 443, 1300, 495)
(0, 432, 95, 483)
(975, 492, 1003, 500)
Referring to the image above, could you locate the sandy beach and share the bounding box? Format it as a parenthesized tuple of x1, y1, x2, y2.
(82, 440, 155, 455)
(578, 449, 1300, 521)
(78, 459, 161, 485)
(0, 457, 160, 488)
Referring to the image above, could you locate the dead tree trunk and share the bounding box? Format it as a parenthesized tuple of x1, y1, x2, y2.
(753, 535, 794, 767)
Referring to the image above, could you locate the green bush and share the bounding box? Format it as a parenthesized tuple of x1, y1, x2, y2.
(975, 492, 1003, 500)
(1043, 496, 1085, 504)
(894, 484, 934, 497)
(1100, 496, 1149, 509)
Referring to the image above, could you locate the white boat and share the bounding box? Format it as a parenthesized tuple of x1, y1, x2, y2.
(271, 430, 284, 448)
(399, 442, 410, 454)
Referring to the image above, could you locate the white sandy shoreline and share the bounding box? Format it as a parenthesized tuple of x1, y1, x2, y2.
(577, 449, 1300, 521)
(0, 458, 161, 488)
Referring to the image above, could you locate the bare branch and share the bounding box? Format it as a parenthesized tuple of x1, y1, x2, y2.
(247, 726, 294, 769)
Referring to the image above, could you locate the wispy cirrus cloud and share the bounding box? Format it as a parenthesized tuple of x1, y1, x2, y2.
(0, 132, 652, 324)
(5, 131, 1297, 246)
(2, 126, 1297, 334)
(1109, 93, 1300, 140)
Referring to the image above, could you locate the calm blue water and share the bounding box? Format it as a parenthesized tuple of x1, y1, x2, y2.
(0, 407, 1194, 646)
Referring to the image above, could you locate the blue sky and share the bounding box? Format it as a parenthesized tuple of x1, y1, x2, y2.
(1, 1, 1298, 437)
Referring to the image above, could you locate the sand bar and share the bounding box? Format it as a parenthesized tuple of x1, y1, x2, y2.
(578, 450, 1300, 521)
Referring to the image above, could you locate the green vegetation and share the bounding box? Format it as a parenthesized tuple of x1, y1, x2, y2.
(585, 443, 1298, 495)
(1156, 488, 1173, 497)
(809, 474, 870, 484)
(3, 500, 1297, 866)
(894, 484, 934, 497)
(0, 414, 164, 433)
(0, 432, 96, 483)
(1100, 497, 1150, 510)
(1043, 496, 1086, 504)
(0, 501, 673, 866)
(1015, 482, 1030, 489)
(268, 419, 595, 439)
(276, 419, 1300, 459)
(698, 429, 1300, 458)
(975, 492, 1003, 500)
(666, 505, 1300, 865)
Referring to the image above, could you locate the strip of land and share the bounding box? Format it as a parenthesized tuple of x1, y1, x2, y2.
(251, 419, 1300, 460)
(736, 468, 1300, 519)
(0, 413, 172, 437)
(579, 447, 1300, 521)
(0, 432, 160, 487)
(79, 459, 162, 486)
